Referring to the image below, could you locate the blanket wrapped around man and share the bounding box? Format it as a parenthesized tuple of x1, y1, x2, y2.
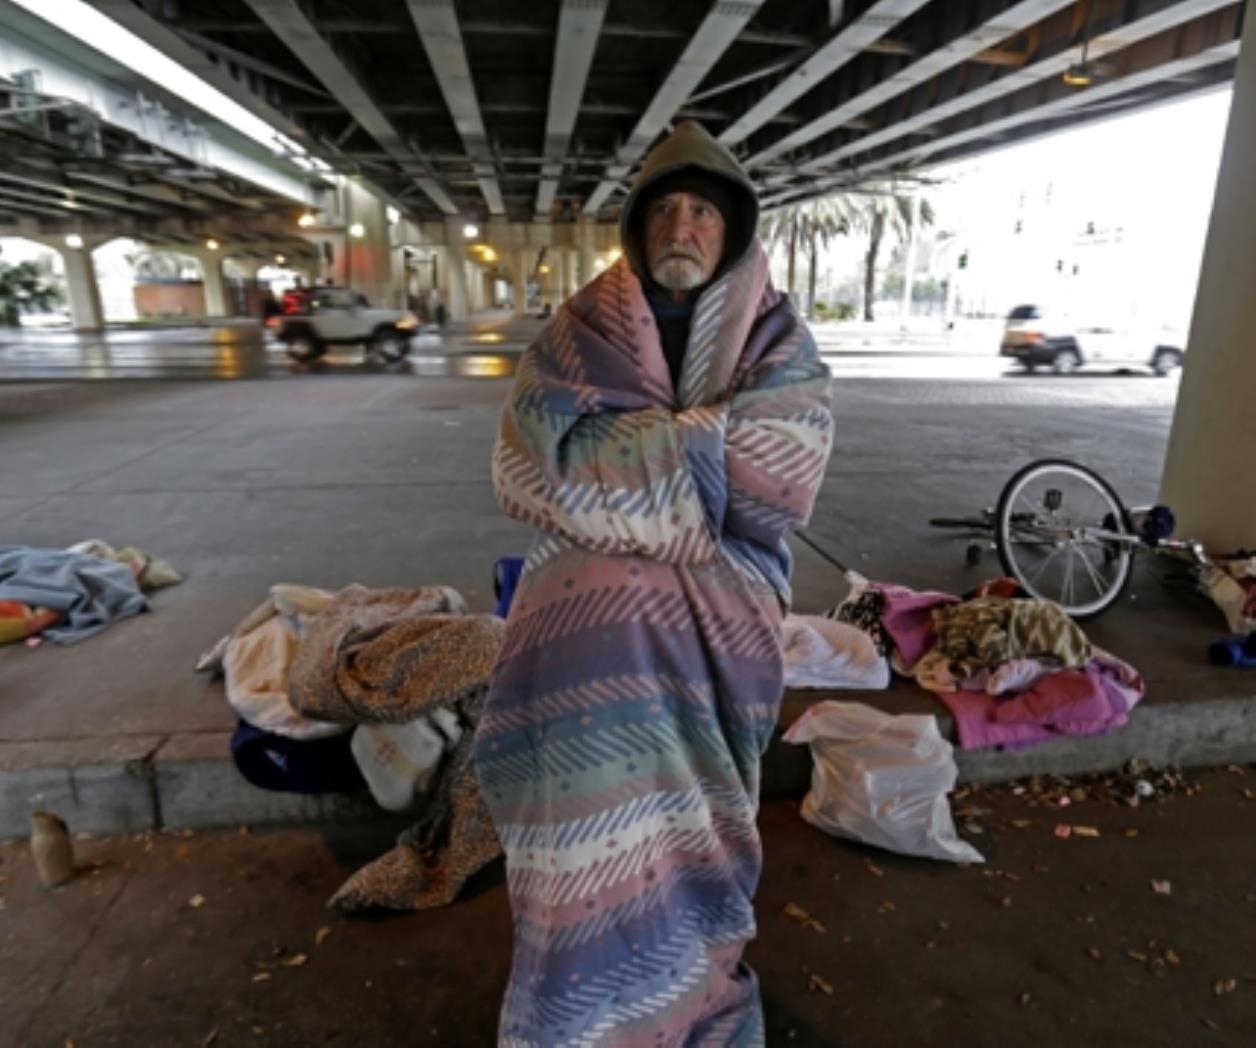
(474, 245, 833, 1045)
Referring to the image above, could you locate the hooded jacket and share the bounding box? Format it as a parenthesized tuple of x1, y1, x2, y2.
(619, 120, 760, 293)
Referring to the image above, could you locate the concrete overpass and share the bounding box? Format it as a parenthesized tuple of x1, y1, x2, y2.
(0, 0, 1245, 327)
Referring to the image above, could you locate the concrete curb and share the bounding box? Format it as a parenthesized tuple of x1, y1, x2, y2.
(4, 693, 1256, 840)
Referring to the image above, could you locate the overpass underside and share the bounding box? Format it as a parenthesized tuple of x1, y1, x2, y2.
(71, 0, 1244, 225)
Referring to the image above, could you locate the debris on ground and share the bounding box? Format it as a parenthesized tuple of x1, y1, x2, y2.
(782, 902, 827, 933)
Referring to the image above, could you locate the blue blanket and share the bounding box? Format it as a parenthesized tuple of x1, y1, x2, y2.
(0, 546, 148, 644)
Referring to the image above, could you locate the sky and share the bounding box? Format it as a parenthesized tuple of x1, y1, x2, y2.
(924, 87, 1234, 327)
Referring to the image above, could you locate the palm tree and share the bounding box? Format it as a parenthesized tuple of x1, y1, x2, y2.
(798, 199, 850, 319)
(759, 198, 853, 316)
(837, 185, 934, 321)
(758, 205, 802, 302)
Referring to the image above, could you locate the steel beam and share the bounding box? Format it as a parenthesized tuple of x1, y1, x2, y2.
(719, 0, 934, 146)
(244, 0, 457, 214)
(0, 169, 166, 215)
(536, 0, 608, 215)
(406, 0, 506, 215)
(800, 0, 1240, 174)
(584, 0, 766, 213)
(862, 38, 1240, 173)
(744, 0, 1077, 168)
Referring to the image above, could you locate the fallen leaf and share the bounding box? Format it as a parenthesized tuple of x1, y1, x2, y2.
(174, 843, 192, 863)
(1010, 819, 1033, 829)
(1200, 1017, 1220, 1031)
(1165, 949, 1182, 966)
(1054, 824, 1072, 839)
(315, 926, 331, 948)
(877, 901, 896, 913)
(1072, 825, 1100, 838)
(251, 1027, 265, 1037)
(866, 862, 884, 878)
(1127, 951, 1148, 963)
(203, 1029, 220, 1047)
(252, 972, 271, 983)
(1086, 947, 1103, 963)
(189, 894, 206, 908)
(1018, 992, 1031, 1006)
(1000, 896, 1013, 909)
(281, 953, 309, 968)
(1125, 829, 1139, 838)
(1151, 880, 1172, 896)
(782, 903, 826, 933)
(1214, 978, 1238, 996)
(808, 973, 834, 996)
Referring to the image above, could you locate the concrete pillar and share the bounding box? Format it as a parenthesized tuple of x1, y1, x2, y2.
(1159, 8, 1256, 552)
(59, 241, 105, 332)
(552, 250, 566, 306)
(343, 180, 394, 307)
(194, 249, 228, 317)
(512, 249, 530, 317)
(441, 219, 470, 322)
(578, 217, 596, 290)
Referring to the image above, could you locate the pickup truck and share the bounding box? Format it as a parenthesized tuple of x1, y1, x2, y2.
(272, 287, 420, 363)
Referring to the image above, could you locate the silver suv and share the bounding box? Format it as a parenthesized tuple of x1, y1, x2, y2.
(273, 287, 420, 364)
(999, 304, 1184, 376)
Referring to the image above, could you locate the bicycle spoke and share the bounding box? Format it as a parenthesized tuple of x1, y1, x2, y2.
(1074, 541, 1108, 597)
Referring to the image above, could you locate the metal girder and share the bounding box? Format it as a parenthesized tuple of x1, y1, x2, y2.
(0, 187, 74, 218)
(0, 169, 166, 215)
(584, 0, 766, 213)
(719, 0, 934, 147)
(801, 0, 1241, 175)
(174, 28, 333, 99)
(536, 0, 608, 216)
(406, 0, 505, 216)
(861, 38, 1240, 174)
(62, 171, 214, 212)
(744, 0, 1077, 168)
(244, 0, 457, 215)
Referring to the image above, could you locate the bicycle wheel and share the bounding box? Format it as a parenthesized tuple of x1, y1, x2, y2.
(995, 459, 1136, 618)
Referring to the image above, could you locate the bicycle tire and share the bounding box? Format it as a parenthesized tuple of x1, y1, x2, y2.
(995, 458, 1135, 619)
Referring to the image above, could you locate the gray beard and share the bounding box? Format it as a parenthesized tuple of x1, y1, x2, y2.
(649, 256, 707, 291)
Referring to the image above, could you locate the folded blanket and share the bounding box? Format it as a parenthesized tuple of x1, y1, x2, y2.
(285, 584, 505, 912)
(0, 546, 147, 644)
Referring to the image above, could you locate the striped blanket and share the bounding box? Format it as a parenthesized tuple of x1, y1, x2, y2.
(474, 245, 833, 1046)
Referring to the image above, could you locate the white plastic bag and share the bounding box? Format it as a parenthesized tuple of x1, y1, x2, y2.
(783, 701, 983, 864)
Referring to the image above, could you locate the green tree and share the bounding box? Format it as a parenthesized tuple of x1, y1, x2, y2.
(759, 197, 852, 316)
(833, 186, 935, 321)
(0, 247, 63, 326)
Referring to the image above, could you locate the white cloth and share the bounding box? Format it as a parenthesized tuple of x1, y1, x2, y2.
(351, 709, 463, 812)
(782, 614, 891, 690)
(221, 584, 344, 740)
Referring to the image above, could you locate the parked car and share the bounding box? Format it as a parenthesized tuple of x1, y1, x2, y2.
(999, 304, 1184, 376)
(269, 286, 420, 363)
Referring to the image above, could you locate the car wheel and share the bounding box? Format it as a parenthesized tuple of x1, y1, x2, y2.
(285, 330, 325, 362)
(1052, 347, 1081, 375)
(372, 328, 412, 363)
(1152, 347, 1182, 376)
(1020, 362, 1038, 374)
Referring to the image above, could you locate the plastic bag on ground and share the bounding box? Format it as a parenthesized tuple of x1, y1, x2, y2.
(783, 700, 984, 864)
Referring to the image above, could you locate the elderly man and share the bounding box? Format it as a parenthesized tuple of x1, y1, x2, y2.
(474, 121, 833, 1046)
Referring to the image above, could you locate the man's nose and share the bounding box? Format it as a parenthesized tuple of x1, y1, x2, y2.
(661, 208, 696, 240)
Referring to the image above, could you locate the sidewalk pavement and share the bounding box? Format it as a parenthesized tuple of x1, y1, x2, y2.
(1, 360, 1254, 840)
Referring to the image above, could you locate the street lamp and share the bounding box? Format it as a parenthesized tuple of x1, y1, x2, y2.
(205, 238, 220, 251)
(64, 234, 84, 249)
(348, 222, 365, 238)
(463, 223, 478, 239)
(297, 212, 317, 228)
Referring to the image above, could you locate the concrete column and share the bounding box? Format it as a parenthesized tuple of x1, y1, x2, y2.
(578, 217, 596, 290)
(196, 250, 227, 317)
(441, 219, 470, 322)
(512, 249, 530, 317)
(59, 241, 105, 332)
(1159, 8, 1256, 552)
(552, 250, 566, 306)
(343, 181, 394, 307)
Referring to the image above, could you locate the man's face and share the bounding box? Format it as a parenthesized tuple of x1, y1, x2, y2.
(644, 191, 726, 299)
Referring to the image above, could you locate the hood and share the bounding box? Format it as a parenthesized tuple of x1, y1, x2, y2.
(619, 120, 759, 291)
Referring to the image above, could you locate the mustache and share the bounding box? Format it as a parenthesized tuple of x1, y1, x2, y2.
(657, 245, 703, 264)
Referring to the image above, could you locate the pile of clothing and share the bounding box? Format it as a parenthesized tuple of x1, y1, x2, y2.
(198, 583, 505, 913)
(785, 574, 1145, 752)
(0, 541, 181, 646)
